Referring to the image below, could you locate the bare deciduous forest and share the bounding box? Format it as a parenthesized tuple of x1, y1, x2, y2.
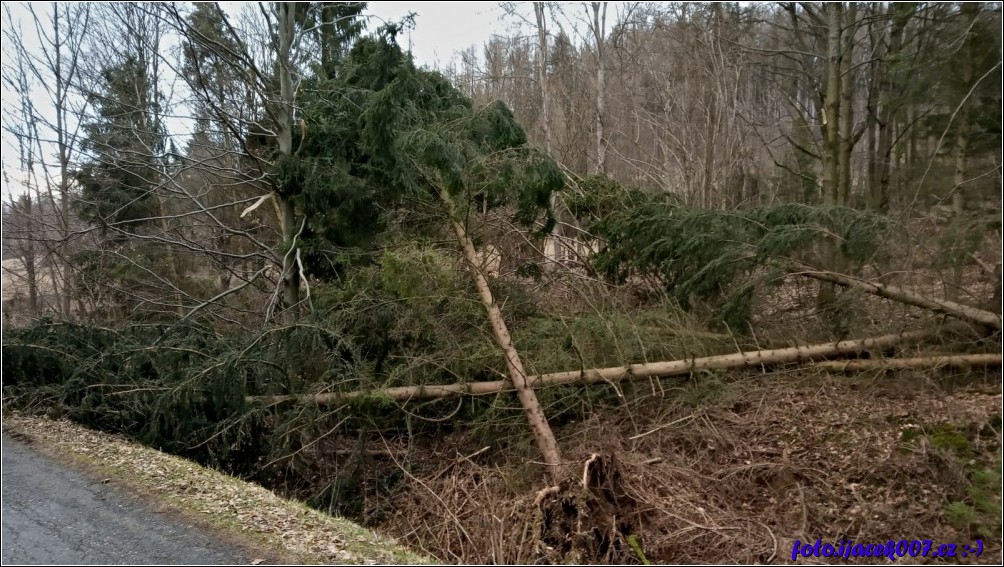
(2, 2, 1001, 564)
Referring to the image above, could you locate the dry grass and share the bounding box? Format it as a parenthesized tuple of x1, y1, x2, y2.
(369, 366, 1001, 564)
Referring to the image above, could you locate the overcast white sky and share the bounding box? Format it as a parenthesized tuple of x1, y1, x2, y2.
(366, 1, 516, 68)
(0, 1, 537, 200)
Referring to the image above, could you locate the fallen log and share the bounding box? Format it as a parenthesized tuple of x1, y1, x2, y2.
(797, 269, 1002, 330)
(811, 353, 1001, 372)
(248, 329, 936, 406)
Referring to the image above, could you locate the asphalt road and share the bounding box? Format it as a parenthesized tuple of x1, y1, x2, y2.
(1, 433, 251, 565)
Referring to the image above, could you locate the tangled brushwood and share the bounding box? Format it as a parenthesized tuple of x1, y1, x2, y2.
(4, 183, 1002, 563)
(3, 233, 1000, 563)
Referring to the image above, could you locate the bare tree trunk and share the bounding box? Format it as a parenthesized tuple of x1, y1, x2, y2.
(20, 195, 40, 314)
(821, 2, 842, 205)
(534, 3, 554, 157)
(535, 2, 564, 265)
(589, 2, 608, 175)
(817, 3, 845, 312)
(874, 96, 895, 211)
(837, 2, 856, 206)
(952, 73, 972, 218)
(815, 3, 839, 205)
(813, 354, 1001, 372)
(864, 4, 881, 208)
(866, 83, 879, 208)
(435, 182, 563, 479)
(275, 1, 300, 320)
(14, 3, 91, 318)
(798, 269, 1002, 329)
(948, 67, 972, 300)
(872, 3, 907, 212)
(702, 94, 718, 209)
(53, 5, 73, 317)
(253, 329, 937, 405)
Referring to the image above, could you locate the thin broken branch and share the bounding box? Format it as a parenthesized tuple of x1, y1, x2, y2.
(796, 268, 1002, 330)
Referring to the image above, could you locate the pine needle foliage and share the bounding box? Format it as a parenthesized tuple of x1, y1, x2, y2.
(286, 32, 563, 279)
(310, 245, 509, 390)
(937, 211, 1002, 269)
(572, 182, 892, 328)
(0, 321, 341, 475)
(3, 30, 571, 494)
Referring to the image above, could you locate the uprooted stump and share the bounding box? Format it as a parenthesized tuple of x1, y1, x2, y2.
(535, 453, 648, 564)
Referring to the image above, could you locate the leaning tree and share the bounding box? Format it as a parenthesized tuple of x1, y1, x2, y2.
(287, 31, 568, 479)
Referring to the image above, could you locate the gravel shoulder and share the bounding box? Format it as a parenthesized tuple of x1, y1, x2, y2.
(2, 433, 255, 564)
(1, 414, 432, 565)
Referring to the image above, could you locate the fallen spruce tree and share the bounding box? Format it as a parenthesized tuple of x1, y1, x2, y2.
(795, 268, 1002, 330)
(247, 327, 1000, 406)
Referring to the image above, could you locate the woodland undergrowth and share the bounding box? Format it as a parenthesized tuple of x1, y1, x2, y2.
(3, 202, 1001, 564)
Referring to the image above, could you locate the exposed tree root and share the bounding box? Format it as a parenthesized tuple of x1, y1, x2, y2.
(535, 453, 643, 564)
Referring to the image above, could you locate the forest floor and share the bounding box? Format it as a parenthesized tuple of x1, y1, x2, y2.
(282, 363, 1003, 564)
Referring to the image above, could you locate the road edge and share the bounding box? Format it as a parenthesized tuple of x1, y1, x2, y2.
(2, 413, 434, 565)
